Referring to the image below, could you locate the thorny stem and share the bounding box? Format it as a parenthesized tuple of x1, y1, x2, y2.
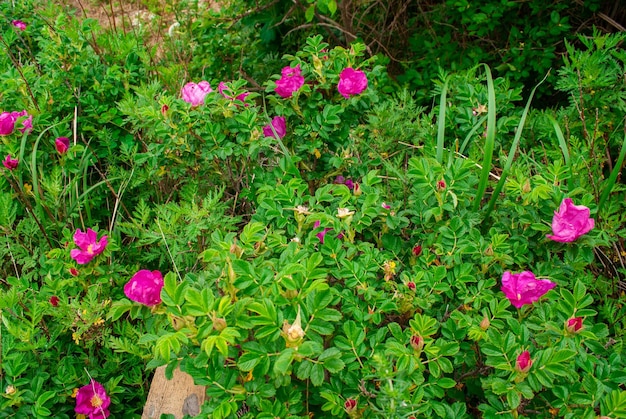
(0, 34, 40, 112)
(7, 175, 53, 248)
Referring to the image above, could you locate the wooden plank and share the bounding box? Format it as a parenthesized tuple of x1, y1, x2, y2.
(142, 366, 206, 419)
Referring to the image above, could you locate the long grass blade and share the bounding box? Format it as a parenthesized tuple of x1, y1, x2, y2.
(597, 130, 626, 216)
(436, 76, 449, 163)
(459, 115, 488, 156)
(473, 64, 497, 211)
(483, 71, 550, 219)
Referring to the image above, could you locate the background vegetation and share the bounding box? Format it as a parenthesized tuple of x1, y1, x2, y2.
(1, 0, 625, 418)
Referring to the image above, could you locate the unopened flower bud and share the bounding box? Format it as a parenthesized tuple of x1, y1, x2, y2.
(5, 385, 15, 395)
(344, 398, 357, 413)
(522, 178, 531, 194)
(407, 281, 416, 291)
(410, 335, 424, 352)
(515, 350, 532, 373)
(412, 244, 422, 257)
(229, 242, 243, 258)
(437, 179, 446, 191)
(283, 307, 305, 345)
(565, 316, 583, 334)
(353, 182, 362, 196)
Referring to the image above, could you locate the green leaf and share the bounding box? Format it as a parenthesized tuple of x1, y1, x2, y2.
(273, 348, 295, 374)
(305, 5, 315, 22)
(437, 377, 456, 388)
(310, 363, 325, 386)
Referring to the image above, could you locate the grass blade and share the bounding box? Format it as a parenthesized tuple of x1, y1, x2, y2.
(597, 130, 626, 217)
(436, 76, 449, 163)
(473, 64, 497, 211)
(483, 71, 550, 219)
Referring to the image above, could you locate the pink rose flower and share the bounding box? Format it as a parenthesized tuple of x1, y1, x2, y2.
(12, 110, 32, 134)
(0, 112, 16, 136)
(337, 68, 368, 99)
(546, 198, 594, 243)
(275, 65, 305, 98)
(515, 350, 532, 373)
(314, 220, 332, 244)
(181, 81, 212, 106)
(124, 270, 164, 306)
(75, 380, 111, 419)
(263, 116, 286, 139)
(218, 82, 249, 103)
(3, 155, 18, 170)
(55, 137, 70, 154)
(70, 228, 108, 265)
(501, 270, 556, 308)
(12, 20, 27, 31)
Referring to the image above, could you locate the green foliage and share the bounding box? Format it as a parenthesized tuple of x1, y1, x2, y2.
(0, 0, 625, 418)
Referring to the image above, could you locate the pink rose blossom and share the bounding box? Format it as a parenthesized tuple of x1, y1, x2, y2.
(12, 110, 32, 134)
(546, 198, 594, 243)
(501, 271, 556, 308)
(70, 228, 108, 265)
(124, 270, 164, 306)
(12, 20, 27, 31)
(515, 350, 532, 373)
(181, 81, 212, 106)
(275, 65, 305, 98)
(0, 112, 16, 136)
(55, 137, 70, 154)
(263, 116, 286, 139)
(337, 68, 368, 99)
(314, 220, 332, 244)
(75, 380, 111, 419)
(3, 155, 18, 170)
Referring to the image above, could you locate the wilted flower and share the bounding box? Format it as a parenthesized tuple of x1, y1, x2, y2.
(515, 350, 532, 373)
(70, 228, 108, 265)
(181, 81, 212, 106)
(381, 202, 391, 210)
(480, 317, 490, 330)
(566, 316, 584, 334)
(473, 104, 487, 115)
(282, 307, 305, 345)
(410, 335, 424, 351)
(5, 385, 15, 395)
(218, 81, 249, 103)
(263, 116, 286, 139)
(55, 137, 70, 154)
(337, 208, 355, 218)
(546, 198, 594, 243)
(0, 112, 16, 135)
(337, 68, 368, 99)
(501, 271, 556, 309)
(3, 155, 18, 170)
(275, 65, 305, 98)
(383, 260, 396, 281)
(75, 380, 111, 419)
(12, 20, 27, 31)
(124, 270, 164, 306)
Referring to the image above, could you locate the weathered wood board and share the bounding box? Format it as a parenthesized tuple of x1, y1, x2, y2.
(142, 366, 206, 419)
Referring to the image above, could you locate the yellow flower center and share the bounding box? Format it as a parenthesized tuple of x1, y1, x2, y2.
(91, 395, 103, 408)
(87, 244, 94, 254)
